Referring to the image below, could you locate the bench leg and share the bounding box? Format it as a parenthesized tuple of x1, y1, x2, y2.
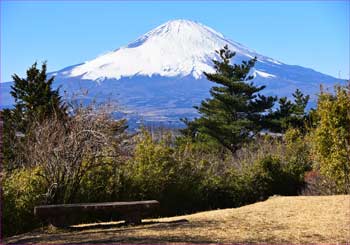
(50, 217, 69, 228)
(49, 213, 79, 228)
(125, 215, 142, 225)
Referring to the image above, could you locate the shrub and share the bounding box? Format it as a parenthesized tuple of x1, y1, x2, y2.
(237, 131, 311, 202)
(2, 167, 46, 237)
(122, 128, 312, 218)
(125, 131, 176, 199)
(245, 156, 285, 200)
(77, 160, 125, 203)
(2, 122, 314, 237)
(123, 131, 243, 215)
(174, 137, 244, 211)
(19, 106, 129, 204)
(123, 131, 198, 215)
(309, 84, 350, 193)
(283, 128, 312, 190)
(243, 155, 305, 202)
(302, 170, 339, 195)
(2, 104, 130, 237)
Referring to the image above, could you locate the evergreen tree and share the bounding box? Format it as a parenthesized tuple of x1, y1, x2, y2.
(271, 89, 310, 133)
(183, 45, 276, 153)
(10, 62, 66, 127)
(2, 62, 67, 169)
(292, 89, 309, 116)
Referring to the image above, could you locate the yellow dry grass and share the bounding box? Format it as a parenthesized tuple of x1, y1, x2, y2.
(4, 195, 350, 244)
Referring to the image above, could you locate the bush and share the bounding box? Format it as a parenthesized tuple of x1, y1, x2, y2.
(302, 170, 339, 195)
(122, 131, 244, 216)
(283, 128, 312, 190)
(77, 160, 125, 203)
(174, 137, 244, 211)
(309, 84, 350, 193)
(244, 156, 299, 201)
(2, 125, 313, 237)
(122, 131, 198, 215)
(2, 104, 130, 236)
(125, 131, 176, 199)
(17, 106, 128, 204)
(2, 167, 46, 237)
(122, 130, 312, 217)
(237, 131, 311, 202)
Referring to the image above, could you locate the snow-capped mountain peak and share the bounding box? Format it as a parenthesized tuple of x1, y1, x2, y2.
(67, 19, 266, 80)
(127, 19, 226, 48)
(1, 19, 345, 127)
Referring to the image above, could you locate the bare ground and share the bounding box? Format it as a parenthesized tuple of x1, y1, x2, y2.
(4, 195, 350, 244)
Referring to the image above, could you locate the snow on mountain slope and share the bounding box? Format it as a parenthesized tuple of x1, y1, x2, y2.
(1, 19, 346, 127)
(65, 19, 278, 81)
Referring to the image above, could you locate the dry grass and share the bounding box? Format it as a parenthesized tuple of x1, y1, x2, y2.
(4, 195, 350, 244)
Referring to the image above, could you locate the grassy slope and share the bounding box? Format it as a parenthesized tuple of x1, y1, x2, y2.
(4, 195, 350, 244)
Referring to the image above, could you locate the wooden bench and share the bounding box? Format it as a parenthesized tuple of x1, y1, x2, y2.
(34, 200, 159, 227)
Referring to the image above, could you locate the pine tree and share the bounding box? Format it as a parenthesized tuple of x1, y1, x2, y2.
(292, 89, 309, 116)
(271, 89, 310, 133)
(183, 45, 276, 153)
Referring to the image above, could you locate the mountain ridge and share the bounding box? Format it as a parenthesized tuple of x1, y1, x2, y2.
(1, 19, 346, 127)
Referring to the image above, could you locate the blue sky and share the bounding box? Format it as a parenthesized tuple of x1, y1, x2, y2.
(1, 1, 349, 82)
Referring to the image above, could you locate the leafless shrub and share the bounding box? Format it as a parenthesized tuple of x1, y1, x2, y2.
(302, 170, 339, 195)
(22, 105, 130, 204)
(228, 136, 285, 170)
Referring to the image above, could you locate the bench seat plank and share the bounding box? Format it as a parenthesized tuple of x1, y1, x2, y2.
(34, 200, 159, 227)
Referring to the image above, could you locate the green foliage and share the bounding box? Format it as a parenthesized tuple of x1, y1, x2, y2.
(127, 131, 177, 199)
(77, 160, 124, 203)
(122, 130, 310, 216)
(2, 167, 46, 236)
(243, 154, 307, 202)
(11, 63, 66, 127)
(310, 83, 350, 193)
(123, 131, 243, 215)
(233, 130, 310, 202)
(123, 131, 197, 214)
(284, 128, 312, 178)
(245, 156, 286, 200)
(10, 62, 66, 126)
(2, 62, 67, 170)
(174, 136, 244, 209)
(2, 127, 312, 237)
(183, 45, 276, 153)
(270, 89, 310, 133)
(293, 89, 310, 116)
(1, 109, 24, 170)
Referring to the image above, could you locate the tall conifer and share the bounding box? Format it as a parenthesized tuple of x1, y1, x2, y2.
(184, 46, 276, 153)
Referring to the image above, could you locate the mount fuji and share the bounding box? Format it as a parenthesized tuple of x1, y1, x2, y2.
(1, 19, 345, 127)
